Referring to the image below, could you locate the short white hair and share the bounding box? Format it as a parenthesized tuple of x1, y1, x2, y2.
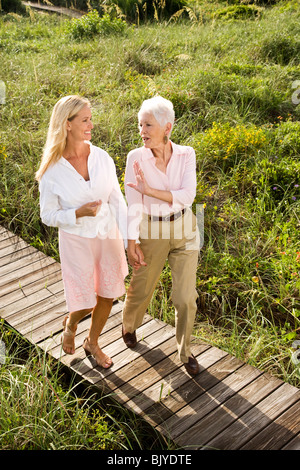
(138, 96, 175, 130)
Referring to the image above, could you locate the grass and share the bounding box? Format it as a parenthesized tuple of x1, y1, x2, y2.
(0, 321, 173, 450)
(0, 0, 299, 449)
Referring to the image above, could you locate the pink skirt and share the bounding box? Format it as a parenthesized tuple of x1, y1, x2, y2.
(59, 227, 128, 312)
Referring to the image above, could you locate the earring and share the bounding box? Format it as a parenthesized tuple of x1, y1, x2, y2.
(163, 135, 168, 144)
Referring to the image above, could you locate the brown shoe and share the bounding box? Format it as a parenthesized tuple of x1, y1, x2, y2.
(184, 355, 200, 376)
(122, 326, 137, 348)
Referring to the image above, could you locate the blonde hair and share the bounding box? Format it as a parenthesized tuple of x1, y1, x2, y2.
(35, 95, 91, 181)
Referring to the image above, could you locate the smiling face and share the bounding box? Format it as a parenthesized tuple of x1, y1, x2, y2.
(67, 105, 93, 142)
(138, 112, 170, 149)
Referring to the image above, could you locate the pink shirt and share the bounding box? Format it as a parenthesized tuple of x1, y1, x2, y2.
(124, 141, 196, 240)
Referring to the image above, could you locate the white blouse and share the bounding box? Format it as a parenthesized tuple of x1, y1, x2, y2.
(39, 143, 127, 243)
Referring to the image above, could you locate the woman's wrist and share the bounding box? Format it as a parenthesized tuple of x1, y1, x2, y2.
(127, 239, 137, 250)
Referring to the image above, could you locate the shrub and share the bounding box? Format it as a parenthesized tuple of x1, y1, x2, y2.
(65, 10, 127, 39)
(272, 120, 300, 158)
(258, 158, 299, 204)
(214, 4, 262, 20)
(194, 122, 267, 171)
(259, 35, 300, 65)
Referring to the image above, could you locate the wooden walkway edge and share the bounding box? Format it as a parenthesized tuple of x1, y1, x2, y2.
(23, 2, 85, 18)
(0, 225, 299, 450)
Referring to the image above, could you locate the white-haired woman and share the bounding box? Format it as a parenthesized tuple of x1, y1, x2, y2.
(36, 95, 128, 369)
(122, 96, 200, 376)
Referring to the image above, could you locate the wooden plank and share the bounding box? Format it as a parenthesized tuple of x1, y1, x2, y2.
(201, 382, 300, 450)
(157, 362, 265, 445)
(0, 239, 31, 260)
(0, 277, 63, 312)
(124, 345, 227, 419)
(0, 279, 65, 322)
(23, 304, 69, 343)
(0, 256, 57, 289)
(23, 1, 84, 18)
(83, 331, 180, 392)
(111, 342, 209, 407)
(0, 268, 62, 309)
(0, 260, 59, 299)
(282, 434, 300, 450)
(96, 326, 180, 391)
(0, 235, 29, 250)
(15, 294, 66, 334)
(240, 400, 300, 450)
(0, 245, 41, 267)
(0, 229, 15, 242)
(145, 354, 245, 428)
(0, 249, 48, 278)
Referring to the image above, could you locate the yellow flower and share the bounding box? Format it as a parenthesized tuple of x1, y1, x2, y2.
(252, 276, 259, 283)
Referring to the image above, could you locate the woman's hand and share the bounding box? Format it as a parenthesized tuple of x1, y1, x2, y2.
(127, 160, 173, 204)
(127, 240, 147, 270)
(126, 160, 151, 196)
(75, 200, 102, 218)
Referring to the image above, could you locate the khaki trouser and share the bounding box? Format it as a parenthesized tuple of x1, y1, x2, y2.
(122, 208, 199, 363)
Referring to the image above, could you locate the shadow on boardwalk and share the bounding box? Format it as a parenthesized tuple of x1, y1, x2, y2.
(46, 312, 300, 450)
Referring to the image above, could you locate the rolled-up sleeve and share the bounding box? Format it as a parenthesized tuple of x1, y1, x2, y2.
(170, 147, 196, 208)
(124, 151, 144, 241)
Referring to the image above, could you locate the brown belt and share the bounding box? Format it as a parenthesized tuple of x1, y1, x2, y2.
(149, 208, 186, 222)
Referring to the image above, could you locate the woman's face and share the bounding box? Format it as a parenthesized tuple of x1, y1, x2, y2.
(67, 105, 93, 141)
(138, 112, 168, 149)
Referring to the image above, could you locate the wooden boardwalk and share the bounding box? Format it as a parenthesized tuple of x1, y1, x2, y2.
(23, 2, 85, 18)
(0, 225, 299, 450)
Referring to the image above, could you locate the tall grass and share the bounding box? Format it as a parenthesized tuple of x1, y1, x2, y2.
(0, 321, 173, 449)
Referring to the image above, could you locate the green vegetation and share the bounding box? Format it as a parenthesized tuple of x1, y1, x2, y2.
(65, 10, 128, 39)
(0, 0, 299, 449)
(0, 321, 170, 449)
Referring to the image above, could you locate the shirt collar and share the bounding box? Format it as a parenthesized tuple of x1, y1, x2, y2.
(140, 140, 177, 161)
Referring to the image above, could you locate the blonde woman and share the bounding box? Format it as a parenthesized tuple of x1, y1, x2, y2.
(36, 95, 128, 369)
